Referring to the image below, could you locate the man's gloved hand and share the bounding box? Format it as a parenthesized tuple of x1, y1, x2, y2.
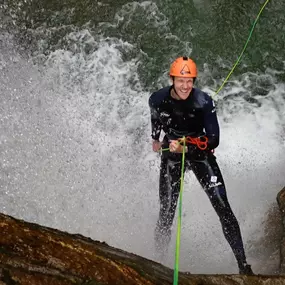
(169, 140, 187, 153)
(152, 140, 162, 152)
(169, 138, 215, 155)
(169, 139, 209, 154)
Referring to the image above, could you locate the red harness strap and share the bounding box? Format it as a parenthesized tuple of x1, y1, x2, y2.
(178, 136, 209, 150)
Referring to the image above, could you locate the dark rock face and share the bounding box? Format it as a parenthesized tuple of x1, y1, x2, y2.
(277, 186, 285, 275)
(1, 188, 285, 285)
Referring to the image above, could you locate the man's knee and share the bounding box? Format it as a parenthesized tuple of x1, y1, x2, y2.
(156, 215, 173, 234)
(207, 185, 227, 200)
(206, 185, 233, 216)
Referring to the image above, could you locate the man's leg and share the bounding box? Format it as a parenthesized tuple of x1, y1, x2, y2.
(155, 152, 182, 254)
(190, 153, 253, 274)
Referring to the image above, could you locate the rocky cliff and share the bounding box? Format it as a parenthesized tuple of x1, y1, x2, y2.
(0, 186, 285, 284)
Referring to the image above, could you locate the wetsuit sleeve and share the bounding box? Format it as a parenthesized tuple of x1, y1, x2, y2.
(149, 96, 162, 141)
(204, 97, 220, 149)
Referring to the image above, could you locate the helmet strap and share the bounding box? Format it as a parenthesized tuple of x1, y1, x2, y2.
(173, 85, 181, 99)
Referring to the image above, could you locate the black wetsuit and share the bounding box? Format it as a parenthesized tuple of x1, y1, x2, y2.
(149, 86, 248, 269)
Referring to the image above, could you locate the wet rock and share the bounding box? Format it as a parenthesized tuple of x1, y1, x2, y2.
(277, 186, 285, 274)
(1, 211, 285, 284)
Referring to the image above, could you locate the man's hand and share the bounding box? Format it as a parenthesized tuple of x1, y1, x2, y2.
(169, 140, 187, 153)
(152, 140, 162, 152)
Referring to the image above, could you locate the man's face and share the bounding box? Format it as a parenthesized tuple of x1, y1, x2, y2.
(173, 77, 194, 100)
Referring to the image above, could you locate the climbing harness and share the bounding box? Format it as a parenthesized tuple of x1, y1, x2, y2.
(161, 136, 208, 152)
(179, 136, 208, 151)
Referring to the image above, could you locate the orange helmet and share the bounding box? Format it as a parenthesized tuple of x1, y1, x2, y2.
(169, 56, 197, 78)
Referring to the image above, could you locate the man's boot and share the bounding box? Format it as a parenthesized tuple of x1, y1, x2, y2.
(239, 263, 254, 275)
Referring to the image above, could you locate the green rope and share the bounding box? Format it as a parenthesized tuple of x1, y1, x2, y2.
(160, 139, 186, 285)
(173, 137, 186, 285)
(213, 0, 271, 98)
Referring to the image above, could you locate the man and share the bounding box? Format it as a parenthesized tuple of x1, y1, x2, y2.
(148, 56, 253, 275)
